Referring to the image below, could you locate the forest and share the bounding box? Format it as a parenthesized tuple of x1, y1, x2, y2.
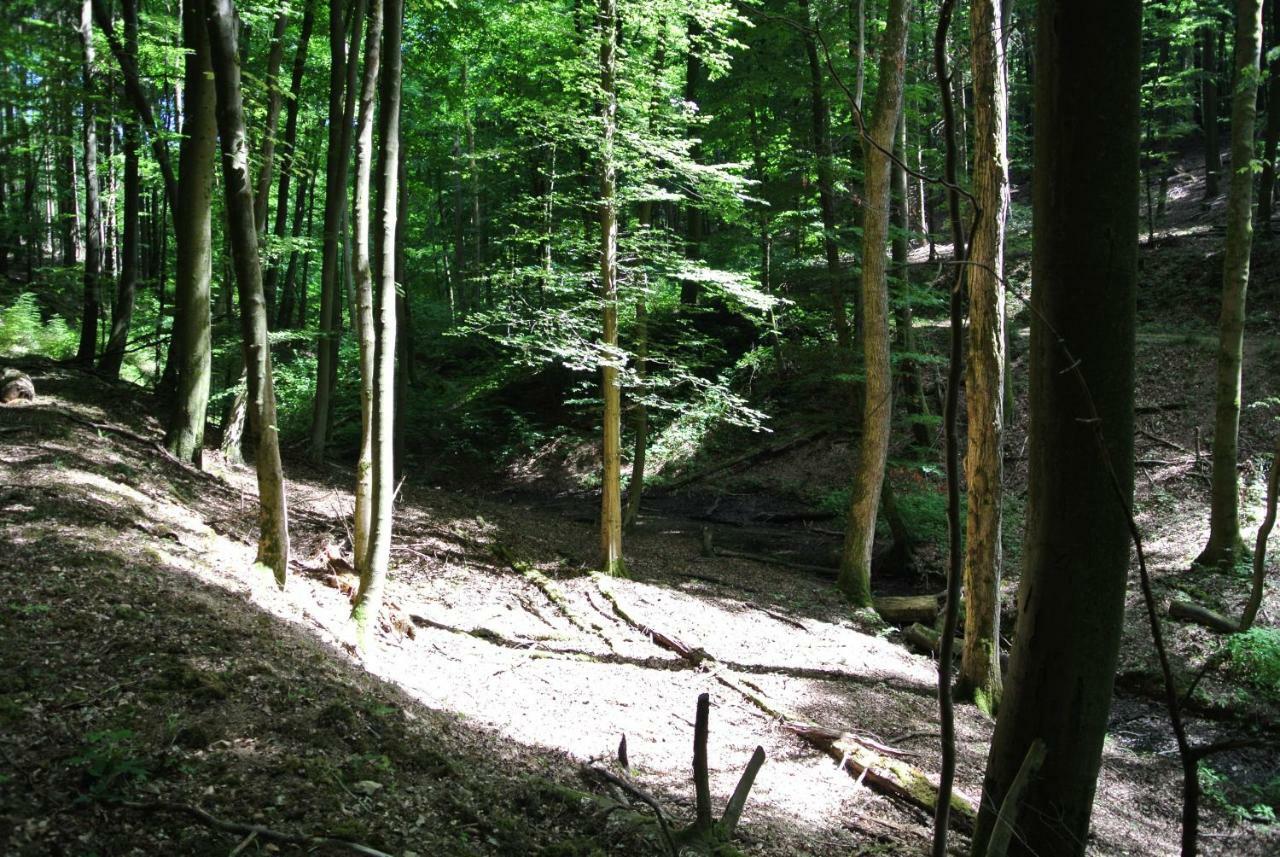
(1, 0, 1279, 854)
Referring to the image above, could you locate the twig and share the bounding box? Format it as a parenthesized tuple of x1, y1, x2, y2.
(584, 766, 678, 857)
(114, 800, 394, 857)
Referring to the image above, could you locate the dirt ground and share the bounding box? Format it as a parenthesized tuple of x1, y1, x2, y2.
(3, 154, 1280, 856)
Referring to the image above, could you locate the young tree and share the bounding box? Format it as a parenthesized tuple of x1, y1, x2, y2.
(1197, 0, 1263, 570)
(164, 0, 217, 465)
(837, 0, 911, 606)
(206, 0, 291, 584)
(75, 0, 102, 365)
(598, 0, 625, 576)
(1201, 20, 1222, 199)
(969, 1, 1142, 855)
(99, 0, 141, 380)
(957, 0, 1009, 715)
(352, 0, 403, 645)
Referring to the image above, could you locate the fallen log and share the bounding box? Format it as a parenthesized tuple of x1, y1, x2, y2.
(874, 594, 944, 625)
(1168, 600, 1239, 634)
(902, 623, 942, 656)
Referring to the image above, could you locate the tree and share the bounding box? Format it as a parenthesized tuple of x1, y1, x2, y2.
(1201, 19, 1222, 200)
(1197, 0, 1263, 570)
(205, 0, 291, 584)
(164, 0, 217, 465)
(75, 0, 102, 366)
(352, 0, 403, 646)
(598, 0, 625, 576)
(98, 0, 141, 380)
(957, 0, 1010, 715)
(969, 1, 1142, 854)
(837, 0, 911, 606)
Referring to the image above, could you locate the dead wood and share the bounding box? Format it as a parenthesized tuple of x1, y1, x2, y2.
(902, 622, 943, 655)
(1168, 600, 1239, 634)
(875, 594, 944, 625)
(660, 428, 829, 491)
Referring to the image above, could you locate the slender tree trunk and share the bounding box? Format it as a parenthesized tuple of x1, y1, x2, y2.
(99, 0, 142, 380)
(309, 0, 366, 464)
(679, 17, 705, 307)
(798, 0, 849, 351)
(1203, 24, 1222, 199)
(1258, 0, 1280, 230)
(598, 0, 625, 576)
(892, 110, 930, 448)
(206, 0, 291, 585)
(352, 0, 403, 646)
(969, 1, 1141, 854)
(252, 5, 290, 323)
(837, 0, 910, 606)
(267, 0, 316, 327)
(77, 0, 103, 365)
(624, 203, 651, 532)
(351, 0, 383, 580)
(279, 157, 315, 328)
(1198, 0, 1263, 570)
(165, 0, 217, 464)
(956, 0, 1009, 716)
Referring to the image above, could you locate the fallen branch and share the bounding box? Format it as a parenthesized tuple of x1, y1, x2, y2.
(1168, 600, 1239, 634)
(492, 544, 614, 650)
(114, 800, 393, 857)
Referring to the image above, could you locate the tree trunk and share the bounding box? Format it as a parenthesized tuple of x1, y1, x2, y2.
(76, 0, 102, 366)
(799, 0, 849, 351)
(164, 0, 217, 465)
(837, 0, 910, 606)
(625, 206, 652, 533)
(352, 0, 403, 647)
(1259, 0, 1280, 232)
(598, 0, 625, 576)
(957, 0, 1009, 716)
(1198, 0, 1263, 570)
(352, 0, 384, 581)
(100, 0, 141, 380)
(892, 109, 930, 449)
(309, 0, 366, 465)
(206, 0, 291, 585)
(1203, 24, 1222, 199)
(968, 2, 1141, 855)
(680, 17, 704, 307)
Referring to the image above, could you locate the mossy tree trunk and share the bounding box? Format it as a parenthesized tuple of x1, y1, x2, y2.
(837, 0, 910, 606)
(957, 0, 1009, 716)
(206, 0, 291, 585)
(164, 0, 216, 466)
(1198, 0, 1263, 571)
(969, 2, 1141, 855)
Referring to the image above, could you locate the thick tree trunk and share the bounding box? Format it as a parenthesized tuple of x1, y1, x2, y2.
(598, 0, 625, 576)
(1198, 0, 1263, 570)
(837, 0, 910, 606)
(206, 0, 291, 585)
(100, 0, 141, 380)
(352, 0, 384, 580)
(309, 0, 366, 465)
(352, 0, 403, 647)
(968, 2, 1141, 855)
(957, 0, 1009, 716)
(164, 0, 217, 465)
(76, 0, 102, 366)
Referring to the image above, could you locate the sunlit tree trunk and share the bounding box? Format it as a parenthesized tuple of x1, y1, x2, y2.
(99, 0, 141, 380)
(352, 0, 383, 580)
(76, 0, 102, 366)
(598, 0, 625, 576)
(164, 0, 217, 465)
(969, 1, 1141, 854)
(206, 0, 291, 585)
(352, 0, 403, 646)
(837, 0, 910, 606)
(1198, 0, 1263, 570)
(957, 0, 1009, 716)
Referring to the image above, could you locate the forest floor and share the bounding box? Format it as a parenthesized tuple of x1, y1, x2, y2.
(4, 159, 1280, 855)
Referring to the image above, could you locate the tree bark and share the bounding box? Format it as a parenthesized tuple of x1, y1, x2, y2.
(76, 0, 103, 366)
(352, 0, 403, 646)
(837, 0, 911, 606)
(1202, 24, 1222, 199)
(598, 0, 625, 576)
(1197, 0, 1263, 570)
(206, 0, 291, 585)
(351, 0, 383, 581)
(100, 0, 142, 380)
(165, 0, 217, 464)
(968, 1, 1141, 855)
(309, 0, 366, 464)
(957, 0, 1009, 716)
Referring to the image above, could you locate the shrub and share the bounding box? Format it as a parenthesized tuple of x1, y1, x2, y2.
(0, 293, 77, 359)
